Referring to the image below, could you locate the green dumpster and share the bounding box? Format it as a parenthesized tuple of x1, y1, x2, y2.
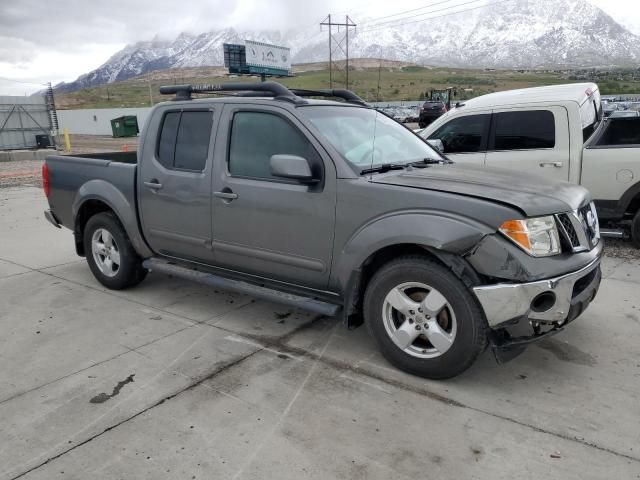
(110, 115, 139, 138)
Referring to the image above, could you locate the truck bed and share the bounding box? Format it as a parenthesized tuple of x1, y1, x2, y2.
(71, 151, 138, 164)
(45, 152, 139, 233)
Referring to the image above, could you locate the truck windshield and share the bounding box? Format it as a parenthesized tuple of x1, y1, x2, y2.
(299, 106, 444, 172)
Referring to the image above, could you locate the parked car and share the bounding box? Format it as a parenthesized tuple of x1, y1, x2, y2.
(418, 101, 448, 128)
(43, 82, 602, 379)
(421, 83, 640, 246)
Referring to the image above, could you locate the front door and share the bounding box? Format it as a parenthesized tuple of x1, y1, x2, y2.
(484, 107, 570, 181)
(211, 105, 336, 289)
(138, 106, 219, 262)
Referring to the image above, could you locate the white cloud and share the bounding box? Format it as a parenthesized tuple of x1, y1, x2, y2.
(1, 0, 640, 95)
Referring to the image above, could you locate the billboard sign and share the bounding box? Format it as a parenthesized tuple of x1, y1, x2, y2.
(245, 40, 291, 74)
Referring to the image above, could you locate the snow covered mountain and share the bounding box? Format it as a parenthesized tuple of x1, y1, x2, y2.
(58, 0, 640, 92)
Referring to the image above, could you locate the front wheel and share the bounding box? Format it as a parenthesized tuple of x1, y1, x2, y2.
(364, 256, 488, 379)
(83, 212, 147, 290)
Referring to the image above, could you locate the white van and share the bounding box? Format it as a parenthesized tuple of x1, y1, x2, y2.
(420, 83, 640, 246)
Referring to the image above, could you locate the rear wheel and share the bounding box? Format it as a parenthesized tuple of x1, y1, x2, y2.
(364, 256, 487, 379)
(632, 210, 640, 249)
(83, 212, 147, 290)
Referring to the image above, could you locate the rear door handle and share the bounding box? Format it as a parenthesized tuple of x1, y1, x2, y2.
(144, 180, 163, 190)
(539, 161, 563, 168)
(213, 191, 238, 200)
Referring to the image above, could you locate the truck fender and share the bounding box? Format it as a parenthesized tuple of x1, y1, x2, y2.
(619, 180, 640, 215)
(331, 211, 494, 295)
(72, 180, 153, 258)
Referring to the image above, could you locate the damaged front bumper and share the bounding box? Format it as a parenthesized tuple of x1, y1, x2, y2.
(472, 251, 602, 362)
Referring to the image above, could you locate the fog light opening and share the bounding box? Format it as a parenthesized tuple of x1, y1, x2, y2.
(531, 291, 556, 313)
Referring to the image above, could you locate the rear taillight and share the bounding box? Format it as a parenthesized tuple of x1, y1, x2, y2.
(42, 163, 49, 197)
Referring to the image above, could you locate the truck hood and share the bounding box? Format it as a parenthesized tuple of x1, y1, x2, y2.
(371, 164, 590, 217)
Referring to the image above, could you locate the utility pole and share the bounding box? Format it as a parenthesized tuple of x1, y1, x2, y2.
(328, 14, 332, 88)
(320, 14, 357, 90)
(148, 77, 153, 106)
(345, 15, 349, 89)
(377, 61, 382, 101)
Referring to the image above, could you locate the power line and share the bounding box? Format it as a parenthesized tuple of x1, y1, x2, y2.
(358, 0, 514, 33)
(0, 76, 47, 86)
(362, 0, 465, 24)
(360, 0, 494, 30)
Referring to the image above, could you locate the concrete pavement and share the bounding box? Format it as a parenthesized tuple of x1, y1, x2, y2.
(1, 186, 639, 479)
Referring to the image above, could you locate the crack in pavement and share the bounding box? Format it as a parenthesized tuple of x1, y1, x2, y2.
(7, 348, 265, 480)
(219, 329, 640, 465)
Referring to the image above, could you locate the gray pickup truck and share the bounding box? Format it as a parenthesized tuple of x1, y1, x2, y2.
(43, 82, 603, 379)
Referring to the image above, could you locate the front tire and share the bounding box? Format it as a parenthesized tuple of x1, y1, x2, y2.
(364, 256, 487, 379)
(83, 212, 147, 290)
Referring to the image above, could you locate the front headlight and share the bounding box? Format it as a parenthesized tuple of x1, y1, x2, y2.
(499, 216, 561, 257)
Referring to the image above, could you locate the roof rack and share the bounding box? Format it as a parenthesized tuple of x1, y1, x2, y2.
(158, 82, 368, 106)
(158, 82, 303, 103)
(289, 89, 367, 106)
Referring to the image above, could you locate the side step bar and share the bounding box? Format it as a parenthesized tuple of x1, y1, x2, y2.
(143, 258, 341, 317)
(600, 228, 625, 239)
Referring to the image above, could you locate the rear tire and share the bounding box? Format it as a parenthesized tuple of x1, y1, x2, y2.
(632, 210, 640, 249)
(83, 212, 147, 290)
(364, 255, 488, 379)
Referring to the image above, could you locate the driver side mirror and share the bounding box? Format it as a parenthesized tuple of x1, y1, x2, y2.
(427, 138, 444, 152)
(270, 155, 318, 183)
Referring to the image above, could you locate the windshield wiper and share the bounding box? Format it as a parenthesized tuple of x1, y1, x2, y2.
(360, 164, 407, 175)
(408, 158, 452, 166)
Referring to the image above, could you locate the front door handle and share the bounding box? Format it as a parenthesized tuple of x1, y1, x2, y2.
(539, 161, 563, 168)
(144, 180, 163, 190)
(213, 191, 238, 200)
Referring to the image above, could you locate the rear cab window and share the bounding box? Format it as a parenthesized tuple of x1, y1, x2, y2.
(490, 110, 556, 150)
(157, 110, 214, 171)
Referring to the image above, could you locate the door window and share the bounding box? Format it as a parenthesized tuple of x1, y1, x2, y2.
(491, 110, 555, 150)
(596, 119, 640, 146)
(156, 110, 213, 171)
(428, 114, 490, 153)
(228, 111, 320, 180)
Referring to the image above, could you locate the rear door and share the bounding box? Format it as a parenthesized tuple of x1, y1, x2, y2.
(484, 107, 570, 181)
(138, 106, 219, 262)
(210, 104, 337, 289)
(425, 113, 490, 165)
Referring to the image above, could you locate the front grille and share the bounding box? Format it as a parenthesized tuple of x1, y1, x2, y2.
(557, 213, 579, 248)
(555, 202, 600, 253)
